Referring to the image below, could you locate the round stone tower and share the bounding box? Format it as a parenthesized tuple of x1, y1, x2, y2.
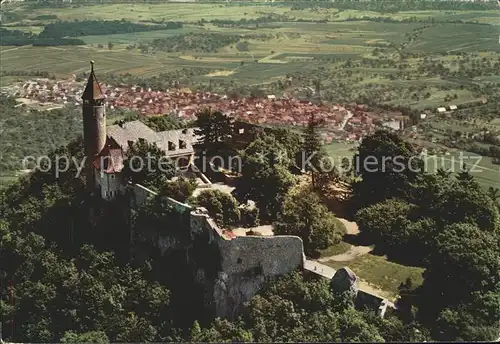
(81, 61, 106, 190)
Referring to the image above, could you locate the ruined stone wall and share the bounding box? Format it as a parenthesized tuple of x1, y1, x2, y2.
(218, 236, 304, 276)
(131, 183, 306, 320)
(131, 183, 193, 253)
(132, 183, 192, 213)
(213, 235, 305, 319)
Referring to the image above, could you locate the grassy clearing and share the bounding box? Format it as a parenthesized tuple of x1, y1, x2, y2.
(388, 88, 478, 110)
(324, 142, 358, 159)
(317, 241, 351, 258)
(423, 152, 500, 189)
(324, 253, 425, 299)
(77, 27, 201, 45)
(3, 25, 45, 34)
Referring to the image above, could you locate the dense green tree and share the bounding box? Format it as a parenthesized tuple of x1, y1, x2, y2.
(39, 20, 182, 39)
(302, 114, 326, 188)
(195, 271, 426, 342)
(143, 114, 191, 131)
(487, 187, 500, 208)
(194, 109, 233, 156)
(351, 129, 423, 212)
(60, 331, 109, 343)
(121, 140, 176, 190)
(0, 96, 84, 174)
(190, 319, 253, 343)
(194, 189, 240, 226)
(0, 221, 173, 343)
(350, 132, 500, 341)
(159, 177, 197, 203)
(132, 193, 190, 246)
(409, 172, 500, 232)
(266, 127, 303, 167)
(355, 198, 417, 249)
(235, 134, 296, 220)
(275, 185, 345, 255)
(456, 163, 477, 187)
(418, 222, 500, 341)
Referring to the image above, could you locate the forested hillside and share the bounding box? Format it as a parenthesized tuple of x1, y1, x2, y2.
(1, 126, 499, 342)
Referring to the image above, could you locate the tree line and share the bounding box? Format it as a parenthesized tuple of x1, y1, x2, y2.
(0, 28, 84, 46)
(350, 130, 500, 341)
(39, 20, 183, 39)
(291, 0, 498, 12)
(136, 32, 272, 54)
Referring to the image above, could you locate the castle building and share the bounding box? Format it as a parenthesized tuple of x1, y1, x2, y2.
(81, 62, 199, 200)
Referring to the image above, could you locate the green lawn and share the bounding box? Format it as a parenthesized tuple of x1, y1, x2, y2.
(423, 152, 500, 189)
(324, 142, 358, 158)
(317, 241, 351, 258)
(324, 253, 425, 299)
(77, 27, 203, 45)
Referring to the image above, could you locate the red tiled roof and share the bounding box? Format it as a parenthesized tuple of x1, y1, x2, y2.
(93, 137, 125, 173)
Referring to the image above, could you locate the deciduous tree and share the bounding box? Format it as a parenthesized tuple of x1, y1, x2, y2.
(275, 185, 345, 255)
(122, 140, 175, 190)
(194, 189, 240, 226)
(235, 134, 296, 220)
(194, 109, 233, 156)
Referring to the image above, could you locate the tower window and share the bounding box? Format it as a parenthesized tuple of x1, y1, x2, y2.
(168, 141, 176, 151)
(179, 139, 187, 149)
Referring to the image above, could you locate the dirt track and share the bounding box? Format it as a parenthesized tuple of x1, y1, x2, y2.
(318, 218, 373, 263)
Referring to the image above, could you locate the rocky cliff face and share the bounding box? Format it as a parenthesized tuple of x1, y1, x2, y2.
(157, 235, 181, 255)
(213, 271, 266, 319)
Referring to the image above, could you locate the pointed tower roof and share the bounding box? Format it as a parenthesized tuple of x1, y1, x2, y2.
(82, 60, 105, 101)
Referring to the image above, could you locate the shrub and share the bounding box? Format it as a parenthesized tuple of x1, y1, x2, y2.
(240, 206, 260, 227)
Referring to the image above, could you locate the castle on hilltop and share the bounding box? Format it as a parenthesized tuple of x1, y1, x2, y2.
(80, 61, 394, 320)
(82, 61, 200, 200)
(81, 61, 263, 200)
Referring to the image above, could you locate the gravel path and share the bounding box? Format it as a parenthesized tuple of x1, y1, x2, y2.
(318, 218, 373, 263)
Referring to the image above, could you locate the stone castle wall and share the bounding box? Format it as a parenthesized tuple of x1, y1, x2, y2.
(214, 235, 304, 318)
(132, 183, 193, 212)
(130, 183, 392, 319)
(131, 183, 305, 319)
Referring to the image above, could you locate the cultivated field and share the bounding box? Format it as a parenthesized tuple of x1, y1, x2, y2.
(1, 2, 499, 192)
